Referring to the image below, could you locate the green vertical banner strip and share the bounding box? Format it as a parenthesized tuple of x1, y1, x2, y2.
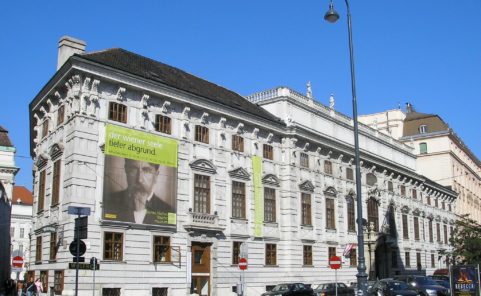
(252, 156, 263, 237)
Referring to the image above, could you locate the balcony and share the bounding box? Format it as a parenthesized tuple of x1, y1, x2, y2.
(184, 211, 225, 233)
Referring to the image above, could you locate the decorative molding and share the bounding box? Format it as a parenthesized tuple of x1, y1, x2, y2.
(236, 122, 244, 134)
(228, 167, 251, 181)
(200, 112, 209, 124)
(266, 132, 274, 143)
(252, 128, 259, 139)
(141, 94, 150, 109)
(161, 100, 171, 114)
(218, 117, 227, 129)
(324, 186, 337, 197)
(116, 87, 126, 101)
(182, 106, 191, 119)
(262, 174, 280, 187)
(189, 159, 217, 174)
(49, 143, 64, 160)
(303, 142, 310, 151)
(401, 206, 410, 214)
(299, 180, 315, 192)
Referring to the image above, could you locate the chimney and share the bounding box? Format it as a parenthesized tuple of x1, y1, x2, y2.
(406, 102, 414, 113)
(57, 36, 86, 70)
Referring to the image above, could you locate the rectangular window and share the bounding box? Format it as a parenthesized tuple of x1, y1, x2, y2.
(388, 181, 393, 192)
(264, 188, 276, 222)
(448, 204, 452, 212)
(52, 159, 61, 206)
(232, 181, 246, 218)
(442, 201, 445, 210)
(324, 161, 333, 175)
(102, 288, 121, 296)
(431, 254, 436, 268)
(414, 216, 419, 240)
(346, 167, 354, 180)
(38, 170, 46, 212)
(400, 185, 406, 197)
(405, 252, 410, 267)
(263, 144, 273, 160)
(391, 251, 398, 268)
(328, 247, 336, 258)
(419, 125, 428, 134)
(108, 102, 127, 123)
(412, 189, 417, 199)
(402, 214, 409, 239)
(54, 270, 64, 295)
(326, 199, 335, 229)
(36, 236, 42, 262)
(152, 288, 168, 296)
(40, 270, 48, 293)
(265, 244, 277, 266)
(347, 198, 356, 232)
(20, 228, 25, 238)
(42, 119, 49, 138)
(429, 220, 434, 242)
(435, 198, 439, 208)
(350, 249, 357, 267)
(232, 241, 242, 265)
(436, 223, 441, 242)
(232, 135, 244, 153)
(444, 225, 448, 244)
(300, 152, 309, 168)
(155, 115, 171, 134)
(50, 232, 57, 260)
(153, 236, 171, 263)
(194, 174, 210, 213)
(57, 105, 65, 126)
(195, 125, 209, 144)
(301, 193, 312, 226)
(303, 245, 313, 266)
(419, 142, 427, 154)
(416, 252, 422, 269)
(104, 232, 123, 261)
(427, 195, 431, 206)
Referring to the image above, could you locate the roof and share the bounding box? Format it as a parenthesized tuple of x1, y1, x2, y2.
(404, 111, 436, 121)
(12, 186, 33, 205)
(0, 126, 13, 147)
(79, 48, 284, 125)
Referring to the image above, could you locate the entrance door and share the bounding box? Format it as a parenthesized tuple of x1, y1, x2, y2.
(191, 242, 211, 296)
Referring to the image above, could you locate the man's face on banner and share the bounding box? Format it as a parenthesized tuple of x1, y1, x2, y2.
(124, 159, 158, 196)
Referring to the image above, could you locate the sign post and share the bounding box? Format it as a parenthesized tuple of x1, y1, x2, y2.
(330, 256, 342, 296)
(238, 258, 248, 296)
(68, 206, 91, 296)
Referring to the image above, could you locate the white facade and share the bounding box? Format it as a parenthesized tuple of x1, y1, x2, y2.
(27, 40, 457, 296)
(10, 189, 33, 281)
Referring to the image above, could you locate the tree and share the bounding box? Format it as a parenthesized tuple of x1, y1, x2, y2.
(442, 214, 481, 265)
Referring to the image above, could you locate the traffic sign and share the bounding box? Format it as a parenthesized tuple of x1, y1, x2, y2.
(69, 239, 87, 257)
(12, 256, 23, 268)
(329, 255, 342, 269)
(238, 257, 248, 270)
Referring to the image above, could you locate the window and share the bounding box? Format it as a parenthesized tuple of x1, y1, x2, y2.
(402, 214, 409, 239)
(429, 220, 434, 242)
(232, 135, 244, 152)
(388, 181, 393, 192)
(400, 185, 406, 197)
(57, 105, 65, 126)
(54, 270, 64, 295)
(436, 223, 441, 242)
(443, 225, 448, 244)
(448, 204, 452, 212)
(414, 217, 419, 240)
(264, 188, 276, 222)
(232, 181, 246, 218)
(40, 270, 48, 293)
(10, 227, 14, 237)
(152, 288, 168, 296)
(263, 144, 273, 160)
(50, 232, 57, 260)
(347, 196, 355, 232)
(442, 201, 445, 210)
(405, 252, 410, 267)
(36, 236, 42, 262)
(155, 115, 171, 134)
(265, 244, 277, 266)
(104, 232, 123, 261)
(232, 241, 242, 265)
(303, 245, 313, 266)
(301, 193, 312, 226)
(194, 174, 210, 213)
(431, 254, 436, 268)
(416, 252, 422, 270)
(419, 142, 427, 154)
(324, 160, 333, 175)
(42, 119, 49, 138)
(328, 247, 336, 258)
(427, 195, 431, 206)
(350, 249, 357, 267)
(102, 288, 121, 296)
(435, 198, 439, 208)
(346, 167, 354, 180)
(108, 102, 127, 123)
(419, 125, 428, 134)
(52, 159, 61, 206)
(326, 198, 336, 229)
(391, 251, 398, 268)
(195, 125, 209, 143)
(153, 236, 171, 263)
(412, 189, 417, 199)
(367, 198, 379, 232)
(38, 170, 46, 212)
(300, 152, 309, 168)
(20, 228, 25, 238)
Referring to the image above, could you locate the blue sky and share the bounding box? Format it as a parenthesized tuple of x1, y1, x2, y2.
(1, 1, 480, 188)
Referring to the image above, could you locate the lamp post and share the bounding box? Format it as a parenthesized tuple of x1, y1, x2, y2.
(324, 1, 368, 295)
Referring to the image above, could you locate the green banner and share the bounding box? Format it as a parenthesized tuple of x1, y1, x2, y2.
(252, 156, 263, 237)
(105, 124, 178, 167)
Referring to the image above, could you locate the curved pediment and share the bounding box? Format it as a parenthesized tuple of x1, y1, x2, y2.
(49, 142, 64, 160)
(35, 153, 49, 170)
(228, 167, 251, 181)
(324, 186, 338, 197)
(262, 174, 280, 187)
(189, 159, 217, 174)
(412, 208, 421, 216)
(299, 180, 315, 192)
(401, 205, 410, 214)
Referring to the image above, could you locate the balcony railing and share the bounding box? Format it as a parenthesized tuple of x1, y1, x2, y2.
(184, 212, 224, 232)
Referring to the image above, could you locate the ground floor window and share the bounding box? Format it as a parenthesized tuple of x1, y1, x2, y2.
(54, 270, 64, 295)
(152, 287, 168, 296)
(102, 288, 121, 296)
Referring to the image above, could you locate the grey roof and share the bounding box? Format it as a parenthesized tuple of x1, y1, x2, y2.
(79, 48, 284, 125)
(0, 126, 13, 147)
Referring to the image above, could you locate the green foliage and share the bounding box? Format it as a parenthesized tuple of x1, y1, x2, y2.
(442, 215, 481, 264)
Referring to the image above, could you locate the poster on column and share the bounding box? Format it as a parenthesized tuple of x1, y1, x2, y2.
(102, 124, 178, 225)
(451, 265, 480, 296)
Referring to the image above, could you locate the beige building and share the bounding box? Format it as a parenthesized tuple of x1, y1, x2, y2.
(360, 104, 481, 223)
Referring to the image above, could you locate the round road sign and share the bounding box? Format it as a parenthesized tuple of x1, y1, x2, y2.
(12, 256, 23, 268)
(329, 255, 342, 269)
(69, 239, 87, 257)
(238, 257, 248, 270)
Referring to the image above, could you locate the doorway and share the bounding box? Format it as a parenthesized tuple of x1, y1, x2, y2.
(191, 242, 211, 296)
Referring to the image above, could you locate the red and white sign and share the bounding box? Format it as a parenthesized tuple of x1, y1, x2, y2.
(12, 256, 23, 268)
(343, 243, 357, 258)
(329, 255, 342, 269)
(238, 257, 247, 270)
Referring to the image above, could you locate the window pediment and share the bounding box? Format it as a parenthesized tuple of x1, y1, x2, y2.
(324, 186, 338, 197)
(262, 174, 280, 187)
(228, 167, 250, 181)
(401, 206, 410, 214)
(35, 153, 49, 170)
(412, 208, 421, 216)
(299, 180, 315, 192)
(49, 143, 64, 160)
(189, 159, 217, 174)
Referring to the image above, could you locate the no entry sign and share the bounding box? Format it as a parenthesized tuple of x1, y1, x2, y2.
(329, 255, 342, 269)
(238, 257, 247, 270)
(12, 256, 23, 268)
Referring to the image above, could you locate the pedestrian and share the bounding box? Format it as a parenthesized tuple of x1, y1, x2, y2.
(34, 279, 42, 296)
(24, 280, 35, 296)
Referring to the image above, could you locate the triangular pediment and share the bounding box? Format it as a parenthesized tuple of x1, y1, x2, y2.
(189, 159, 217, 174)
(262, 174, 280, 187)
(49, 142, 64, 160)
(228, 167, 250, 181)
(299, 180, 315, 192)
(35, 153, 49, 170)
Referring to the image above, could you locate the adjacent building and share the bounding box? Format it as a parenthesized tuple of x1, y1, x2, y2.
(359, 104, 481, 223)
(27, 37, 457, 296)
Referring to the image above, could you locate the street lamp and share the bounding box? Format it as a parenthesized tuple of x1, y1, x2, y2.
(324, 1, 368, 295)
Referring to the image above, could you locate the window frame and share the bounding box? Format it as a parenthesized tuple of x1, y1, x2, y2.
(350, 249, 357, 267)
(103, 232, 124, 261)
(38, 170, 46, 213)
(347, 196, 356, 232)
(153, 236, 171, 263)
(324, 160, 333, 175)
(232, 181, 246, 219)
(367, 198, 379, 232)
(405, 251, 411, 267)
(300, 152, 309, 168)
(402, 214, 409, 239)
(346, 167, 354, 181)
(232, 134, 244, 153)
(51, 159, 61, 206)
(108, 101, 127, 123)
(54, 270, 64, 295)
(194, 174, 211, 214)
(195, 125, 209, 144)
(265, 244, 277, 266)
(419, 125, 428, 134)
(154, 114, 172, 135)
(301, 193, 312, 226)
(303, 245, 313, 266)
(419, 142, 428, 154)
(57, 105, 65, 126)
(264, 187, 276, 223)
(50, 232, 57, 261)
(413, 216, 420, 240)
(325, 198, 336, 230)
(36, 236, 42, 263)
(263, 144, 273, 160)
(42, 119, 49, 139)
(232, 241, 242, 265)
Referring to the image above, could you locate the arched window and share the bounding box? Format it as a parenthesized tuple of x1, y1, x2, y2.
(346, 195, 355, 232)
(367, 197, 379, 232)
